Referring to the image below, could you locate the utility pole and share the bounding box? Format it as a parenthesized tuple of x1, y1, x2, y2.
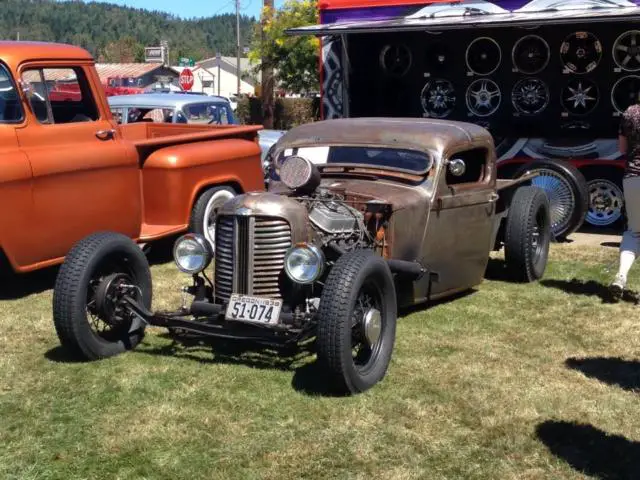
(236, 0, 241, 96)
(261, 0, 275, 129)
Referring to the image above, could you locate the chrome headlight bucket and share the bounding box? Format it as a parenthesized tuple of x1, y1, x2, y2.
(173, 233, 213, 274)
(284, 243, 325, 284)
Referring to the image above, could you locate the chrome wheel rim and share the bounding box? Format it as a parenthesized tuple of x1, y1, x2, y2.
(203, 190, 235, 252)
(529, 168, 575, 236)
(351, 282, 384, 375)
(586, 179, 624, 226)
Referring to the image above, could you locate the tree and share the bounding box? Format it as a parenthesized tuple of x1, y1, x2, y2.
(248, 0, 320, 94)
(98, 36, 144, 63)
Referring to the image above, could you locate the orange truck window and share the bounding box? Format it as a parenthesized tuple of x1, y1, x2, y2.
(22, 67, 99, 124)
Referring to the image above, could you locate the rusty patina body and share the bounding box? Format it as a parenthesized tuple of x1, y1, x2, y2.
(263, 117, 515, 306)
(0, 41, 264, 273)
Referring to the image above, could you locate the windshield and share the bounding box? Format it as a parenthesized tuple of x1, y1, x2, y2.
(278, 145, 432, 174)
(180, 102, 235, 125)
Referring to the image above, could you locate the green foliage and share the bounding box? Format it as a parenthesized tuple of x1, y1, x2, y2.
(236, 96, 320, 129)
(248, 0, 320, 93)
(0, 0, 257, 63)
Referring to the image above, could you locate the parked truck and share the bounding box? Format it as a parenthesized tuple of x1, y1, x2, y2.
(0, 41, 264, 274)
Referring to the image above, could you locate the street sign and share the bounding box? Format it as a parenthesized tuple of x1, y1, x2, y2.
(179, 57, 195, 67)
(145, 46, 164, 63)
(179, 68, 195, 91)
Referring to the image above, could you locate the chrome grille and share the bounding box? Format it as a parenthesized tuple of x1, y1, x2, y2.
(214, 215, 292, 300)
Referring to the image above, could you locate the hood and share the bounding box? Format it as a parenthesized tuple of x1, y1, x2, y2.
(218, 192, 309, 243)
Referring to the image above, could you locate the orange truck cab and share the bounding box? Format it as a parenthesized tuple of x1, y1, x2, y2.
(0, 41, 265, 274)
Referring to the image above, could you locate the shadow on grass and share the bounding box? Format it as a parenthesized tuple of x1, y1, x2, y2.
(536, 420, 640, 480)
(540, 278, 639, 304)
(566, 357, 640, 392)
(0, 265, 59, 301)
(136, 333, 344, 396)
(44, 345, 83, 363)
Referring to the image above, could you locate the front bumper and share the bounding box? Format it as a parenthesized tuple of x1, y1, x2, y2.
(123, 296, 310, 346)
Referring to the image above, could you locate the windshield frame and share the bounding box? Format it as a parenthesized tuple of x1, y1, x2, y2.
(275, 143, 435, 177)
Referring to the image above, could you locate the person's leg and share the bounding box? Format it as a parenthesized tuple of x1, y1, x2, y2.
(611, 176, 640, 299)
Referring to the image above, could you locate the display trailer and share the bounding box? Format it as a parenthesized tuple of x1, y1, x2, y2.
(288, 0, 640, 232)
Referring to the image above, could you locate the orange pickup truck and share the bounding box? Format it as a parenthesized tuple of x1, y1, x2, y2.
(0, 41, 265, 274)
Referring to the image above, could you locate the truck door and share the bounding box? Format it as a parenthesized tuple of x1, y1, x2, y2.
(0, 62, 36, 272)
(15, 65, 142, 267)
(422, 147, 497, 297)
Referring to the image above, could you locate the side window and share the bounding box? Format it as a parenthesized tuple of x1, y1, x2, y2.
(140, 108, 174, 123)
(445, 147, 489, 186)
(21, 67, 99, 124)
(110, 107, 124, 124)
(0, 64, 23, 123)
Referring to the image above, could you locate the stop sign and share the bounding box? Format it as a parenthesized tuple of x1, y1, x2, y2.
(179, 68, 194, 91)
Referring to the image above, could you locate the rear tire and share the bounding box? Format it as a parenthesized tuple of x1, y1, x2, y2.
(513, 159, 588, 240)
(53, 232, 152, 360)
(189, 186, 236, 252)
(504, 186, 551, 282)
(317, 250, 397, 394)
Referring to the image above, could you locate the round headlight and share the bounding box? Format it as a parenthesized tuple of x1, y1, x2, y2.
(173, 233, 212, 274)
(284, 244, 325, 284)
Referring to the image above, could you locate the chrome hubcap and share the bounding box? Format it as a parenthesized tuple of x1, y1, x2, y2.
(529, 168, 575, 235)
(586, 179, 624, 227)
(363, 308, 382, 347)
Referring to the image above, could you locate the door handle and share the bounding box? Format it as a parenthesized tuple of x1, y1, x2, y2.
(95, 129, 116, 140)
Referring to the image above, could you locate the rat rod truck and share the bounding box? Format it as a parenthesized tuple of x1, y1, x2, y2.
(0, 41, 264, 274)
(52, 118, 550, 394)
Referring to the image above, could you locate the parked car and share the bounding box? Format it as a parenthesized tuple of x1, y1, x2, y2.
(108, 93, 286, 167)
(52, 118, 551, 395)
(0, 41, 264, 274)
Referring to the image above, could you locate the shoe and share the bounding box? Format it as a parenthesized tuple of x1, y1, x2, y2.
(610, 273, 626, 302)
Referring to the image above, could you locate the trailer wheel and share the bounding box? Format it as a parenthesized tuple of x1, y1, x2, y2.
(505, 186, 551, 282)
(582, 170, 625, 228)
(317, 250, 397, 395)
(513, 159, 588, 240)
(52, 232, 152, 360)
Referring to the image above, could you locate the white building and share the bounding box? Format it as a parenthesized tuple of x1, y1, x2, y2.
(172, 56, 257, 97)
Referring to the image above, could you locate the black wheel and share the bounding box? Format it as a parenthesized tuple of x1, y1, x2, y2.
(53, 232, 152, 360)
(317, 250, 397, 394)
(189, 186, 236, 253)
(513, 159, 588, 240)
(505, 186, 551, 282)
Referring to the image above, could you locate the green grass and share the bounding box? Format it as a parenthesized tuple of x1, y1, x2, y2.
(1, 240, 640, 479)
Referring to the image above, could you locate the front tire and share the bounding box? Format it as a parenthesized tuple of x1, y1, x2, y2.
(52, 232, 152, 360)
(317, 250, 397, 394)
(189, 186, 236, 252)
(504, 186, 551, 282)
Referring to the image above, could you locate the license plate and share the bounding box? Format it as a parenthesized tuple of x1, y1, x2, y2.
(224, 294, 282, 325)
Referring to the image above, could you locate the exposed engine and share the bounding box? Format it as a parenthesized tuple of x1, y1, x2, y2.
(303, 188, 390, 257)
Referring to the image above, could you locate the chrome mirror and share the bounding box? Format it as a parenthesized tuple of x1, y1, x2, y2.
(448, 158, 466, 177)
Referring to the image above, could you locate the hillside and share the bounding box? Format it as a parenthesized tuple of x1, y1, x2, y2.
(0, 0, 258, 62)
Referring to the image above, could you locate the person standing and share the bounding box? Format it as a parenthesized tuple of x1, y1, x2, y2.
(611, 103, 640, 300)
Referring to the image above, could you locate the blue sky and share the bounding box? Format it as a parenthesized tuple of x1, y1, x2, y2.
(75, 0, 284, 19)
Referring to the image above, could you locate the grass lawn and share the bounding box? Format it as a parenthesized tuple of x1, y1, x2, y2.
(1, 238, 640, 479)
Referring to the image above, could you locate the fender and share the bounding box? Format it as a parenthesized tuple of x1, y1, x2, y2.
(140, 139, 265, 228)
